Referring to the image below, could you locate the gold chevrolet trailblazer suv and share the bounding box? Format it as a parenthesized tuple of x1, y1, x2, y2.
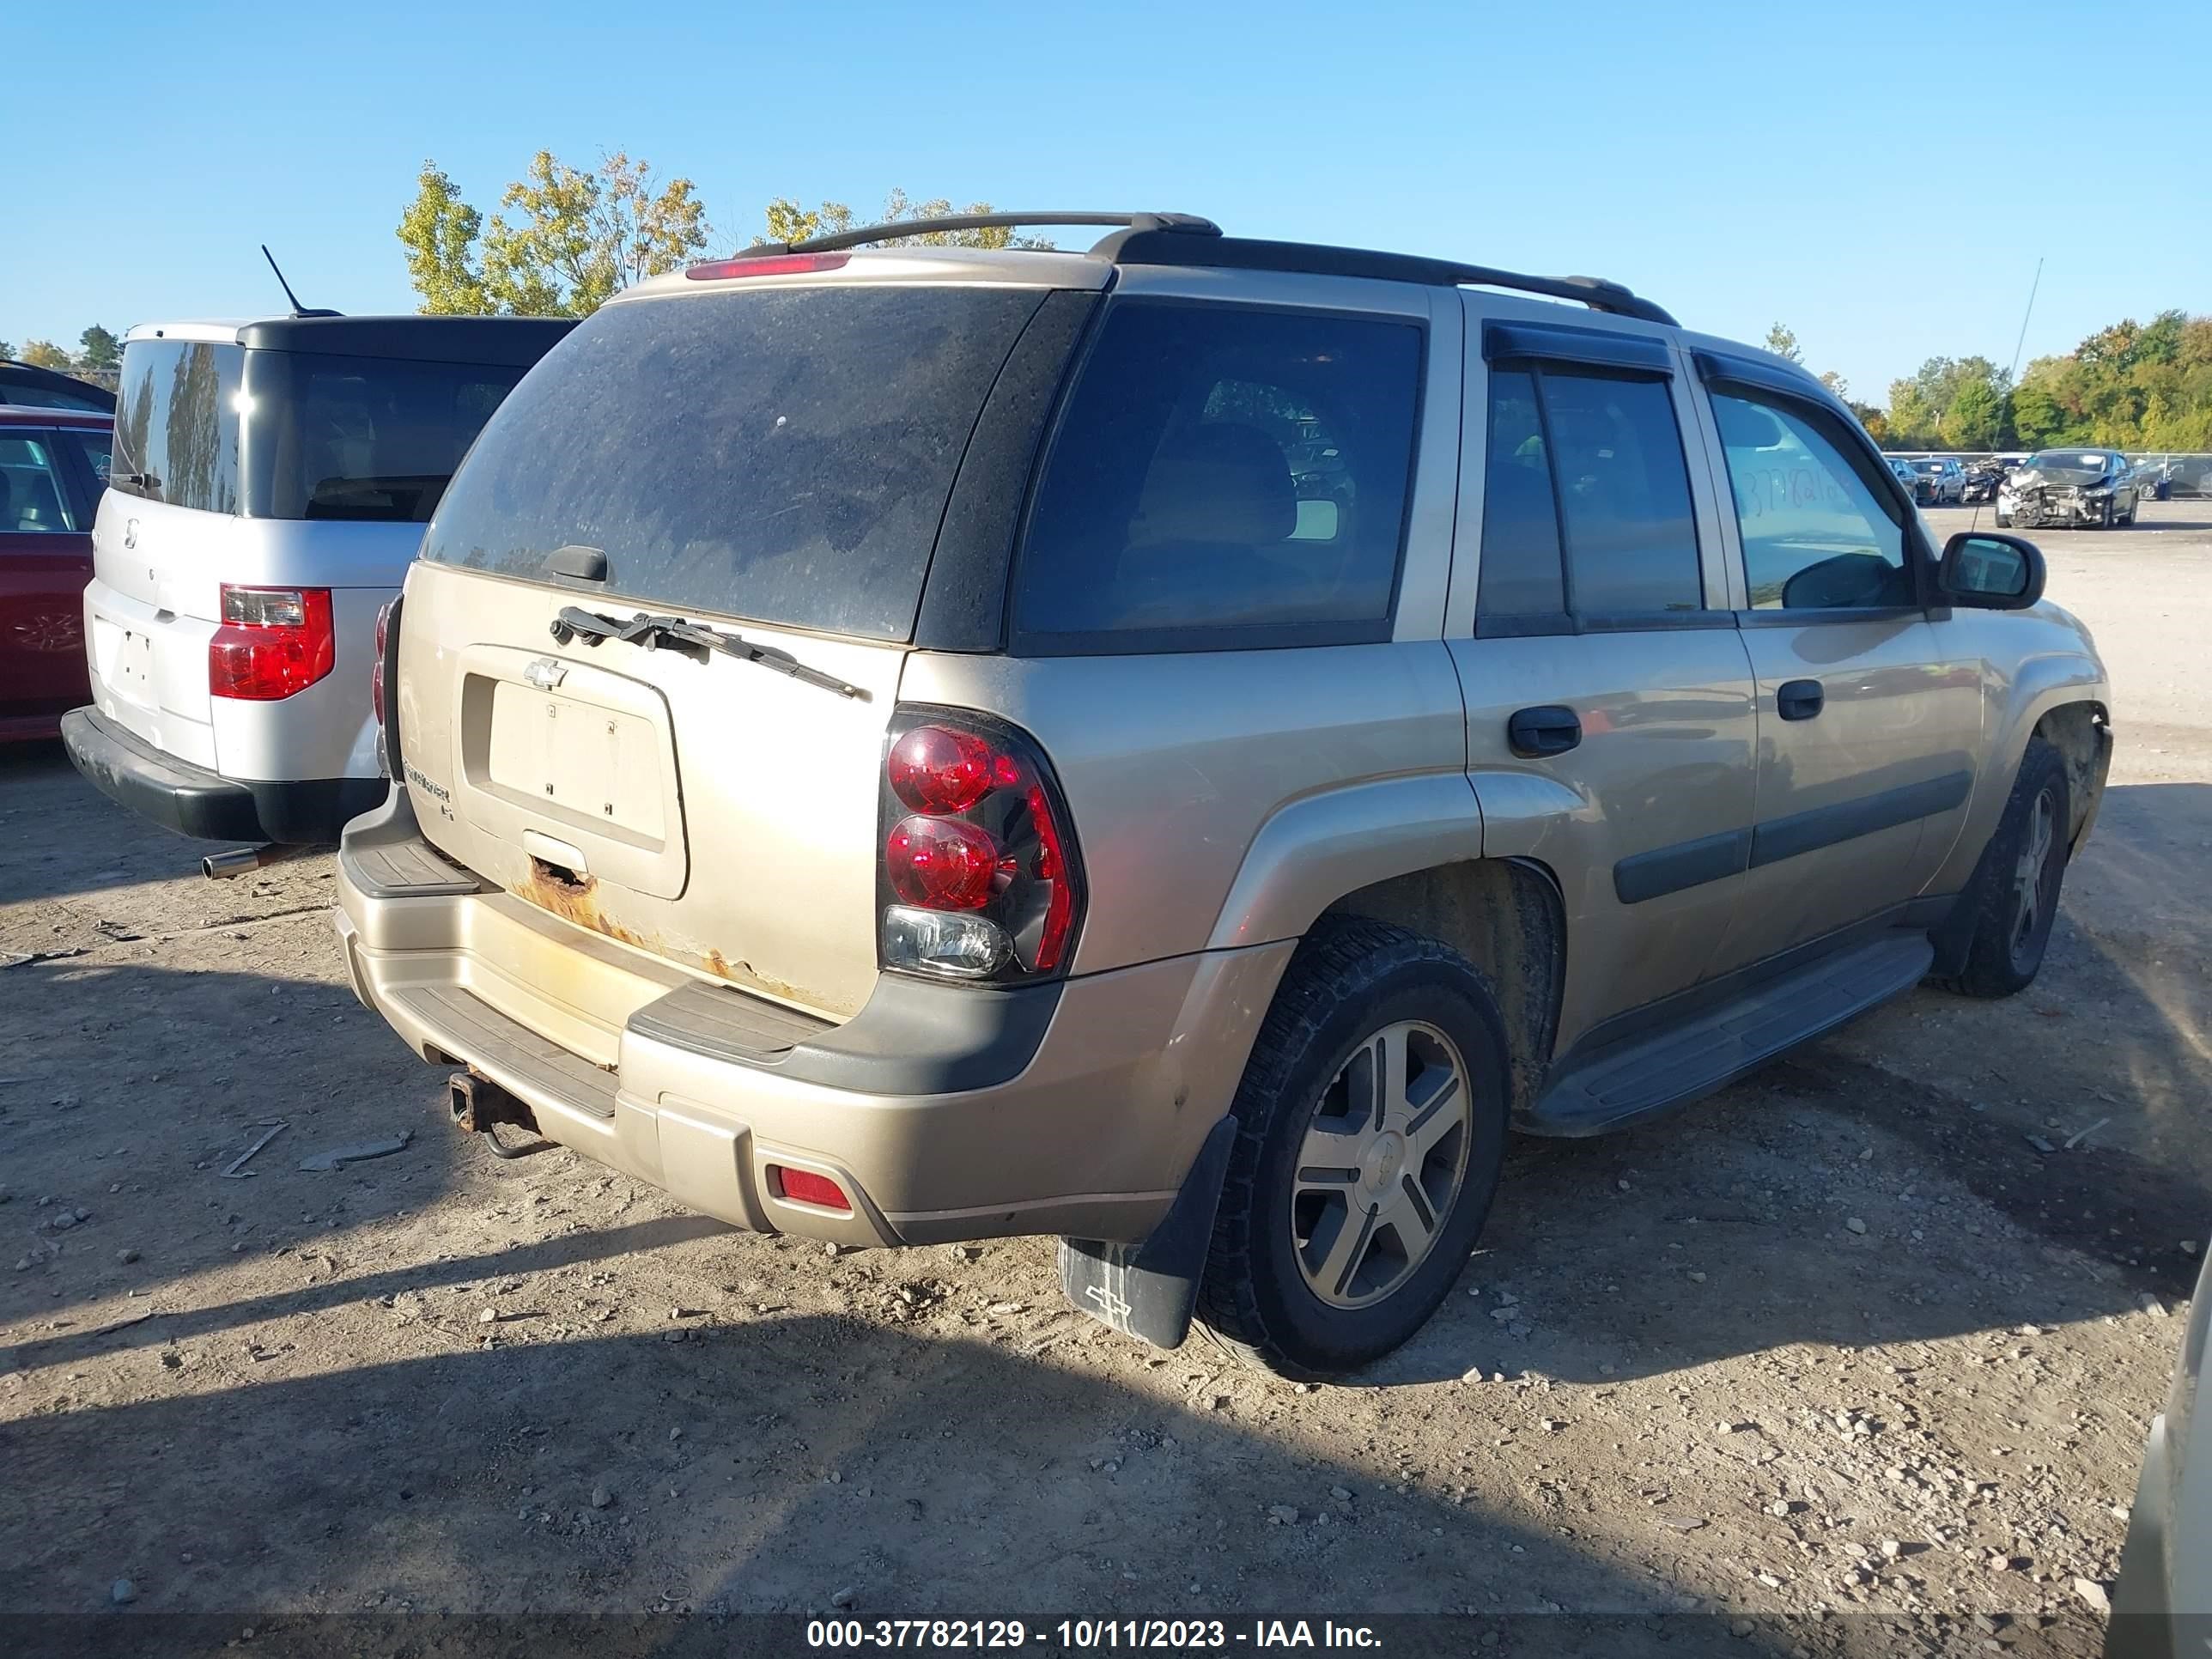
(335, 211, 2113, 1378)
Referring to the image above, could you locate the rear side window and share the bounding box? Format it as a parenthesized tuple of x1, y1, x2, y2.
(243, 352, 526, 523)
(0, 434, 82, 532)
(1014, 301, 1422, 648)
(422, 286, 1048, 641)
(1475, 370, 1564, 616)
(112, 341, 244, 514)
(1478, 363, 1702, 623)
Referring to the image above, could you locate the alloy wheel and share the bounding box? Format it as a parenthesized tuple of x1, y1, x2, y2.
(2008, 786, 2059, 969)
(1289, 1020, 1473, 1310)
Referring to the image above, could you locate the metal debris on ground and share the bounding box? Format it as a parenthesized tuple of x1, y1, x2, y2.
(220, 1121, 288, 1178)
(2063, 1116, 2110, 1150)
(298, 1131, 414, 1172)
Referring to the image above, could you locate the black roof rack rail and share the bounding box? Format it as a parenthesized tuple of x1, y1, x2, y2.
(765, 210, 1222, 257)
(1092, 228, 1677, 326)
(738, 209, 1674, 328)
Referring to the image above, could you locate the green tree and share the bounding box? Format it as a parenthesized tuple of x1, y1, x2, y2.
(20, 340, 73, 370)
(76, 325, 121, 373)
(1885, 356, 2013, 448)
(1939, 375, 2005, 449)
(754, 189, 1054, 250)
(396, 161, 493, 315)
(482, 149, 710, 316)
(1764, 322, 1802, 364)
(1817, 368, 1849, 400)
(0, 339, 14, 361)
(398, 151, 709, 318)
(2009, 372, 2073, 450)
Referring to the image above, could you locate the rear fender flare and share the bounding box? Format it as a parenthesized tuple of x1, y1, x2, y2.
(1202, 774, 1486, 953)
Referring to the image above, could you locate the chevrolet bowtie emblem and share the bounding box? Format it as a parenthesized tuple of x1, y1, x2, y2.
(524, 658, 568, 690)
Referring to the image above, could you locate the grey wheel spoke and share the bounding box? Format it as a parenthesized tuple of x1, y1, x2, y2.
(1308, 1205, 1376, 1301)
(1368, 1025, 1410, 1128)
(1379, 1179, 1437, 1251)
(1297, 1119, 1369, 1182)
(1405, 1073, 1464, 1160)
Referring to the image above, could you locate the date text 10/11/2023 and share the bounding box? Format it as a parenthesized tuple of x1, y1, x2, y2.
(806, 1620, 1384, 1650)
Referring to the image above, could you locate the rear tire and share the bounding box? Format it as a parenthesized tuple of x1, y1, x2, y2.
(1938, 736, 2070, 999)
(1197, 917, 1510, 1381)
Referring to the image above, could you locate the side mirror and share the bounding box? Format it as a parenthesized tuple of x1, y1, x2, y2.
(1938, 532, 2045, 611)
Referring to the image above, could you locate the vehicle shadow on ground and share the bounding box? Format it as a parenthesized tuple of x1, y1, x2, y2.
(0, 1317, 1986, 1659)
(0, 738, 204, 911)
(0, 951, 474, 1330)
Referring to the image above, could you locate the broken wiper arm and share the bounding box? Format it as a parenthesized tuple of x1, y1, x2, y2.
(549, 606, 869, 701)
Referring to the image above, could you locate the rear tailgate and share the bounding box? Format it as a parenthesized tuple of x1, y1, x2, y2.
(395, 274, 1073, 1020)
(85, 491, 230, 768)
(86, 493, 416, 776)
(399, 562, 904, 1018)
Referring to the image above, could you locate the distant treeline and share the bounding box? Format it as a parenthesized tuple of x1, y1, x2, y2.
(1842, 312, 2212, 453)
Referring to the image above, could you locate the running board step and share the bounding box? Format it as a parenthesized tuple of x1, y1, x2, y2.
(1527, 933, 1935, 1136)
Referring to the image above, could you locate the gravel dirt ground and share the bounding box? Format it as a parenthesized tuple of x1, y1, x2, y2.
(2, 503, 2206, 1658)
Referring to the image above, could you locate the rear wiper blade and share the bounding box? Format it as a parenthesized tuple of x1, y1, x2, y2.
(550, 606, 868, 701)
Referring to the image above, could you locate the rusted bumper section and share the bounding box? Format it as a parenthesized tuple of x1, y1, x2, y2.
(332, 789, 1291, 1250)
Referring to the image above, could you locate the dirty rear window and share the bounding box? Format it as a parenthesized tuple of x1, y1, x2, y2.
(421, 285, 1048, 640)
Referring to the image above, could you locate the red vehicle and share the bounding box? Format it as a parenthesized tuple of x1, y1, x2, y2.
(1, 405, 111, 741)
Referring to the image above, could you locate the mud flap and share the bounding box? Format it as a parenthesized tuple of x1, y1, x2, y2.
(1057, 1115, 1237, 1350)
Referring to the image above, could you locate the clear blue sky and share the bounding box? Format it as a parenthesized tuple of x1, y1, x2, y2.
(8, 0, 2205, 401)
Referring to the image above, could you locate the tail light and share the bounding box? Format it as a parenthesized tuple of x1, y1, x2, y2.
(208, 585, 335, 701)
(878, 708, 1084, 983)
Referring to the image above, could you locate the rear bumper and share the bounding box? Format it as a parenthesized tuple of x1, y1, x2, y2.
(334, 790, 1290, 1249)
(62, 705, 384, 844)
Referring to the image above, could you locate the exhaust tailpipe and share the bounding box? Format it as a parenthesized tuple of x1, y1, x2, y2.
(201, 843, 317, 880)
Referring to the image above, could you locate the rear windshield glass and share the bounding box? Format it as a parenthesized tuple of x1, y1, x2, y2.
(420, 285, 1048, 641)
(114, 340, 527, 521)
(113, 341, 245, 514)
(243, 352, 526, 522)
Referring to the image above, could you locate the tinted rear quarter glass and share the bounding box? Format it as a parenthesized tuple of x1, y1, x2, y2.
(422, 285, 1048, 641)
(1014, 300, 1423, 648)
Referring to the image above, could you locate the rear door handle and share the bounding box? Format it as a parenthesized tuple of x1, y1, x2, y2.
(1507, 705, 1582, 757)
(1778, 679, 1825, 721)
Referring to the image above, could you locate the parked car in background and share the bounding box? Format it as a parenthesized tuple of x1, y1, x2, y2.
(1888, 457, 1925, 500)
(2128, 457, 2174, 502)
(2107, 1241, 2209, 1657)
(62, 315, 572, 859)
(1, 405, 110, 741)
(1962, 459, 2006, 504)
(1911, 456, 1967, 504)
(336, 210, 2112, 1380)
(1997, 449, 2143, 529)
(2167, 456, 2212, 500)
(0, 359, 116, 414)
